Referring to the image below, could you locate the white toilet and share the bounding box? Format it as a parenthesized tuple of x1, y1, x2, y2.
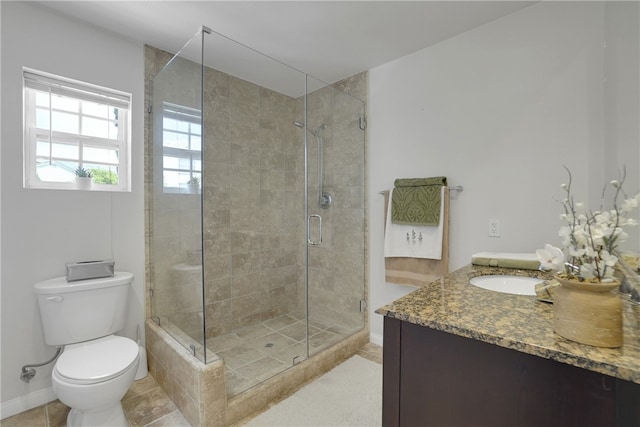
(35, 272, 140, 427)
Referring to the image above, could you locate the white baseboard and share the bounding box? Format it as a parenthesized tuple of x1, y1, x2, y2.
(369, 332, 383, 347)
(0, 387, 56, 420)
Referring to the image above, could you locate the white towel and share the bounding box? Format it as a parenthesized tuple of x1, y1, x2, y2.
(384, 187, 445, 260)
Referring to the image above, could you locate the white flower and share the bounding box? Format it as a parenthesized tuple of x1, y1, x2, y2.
(594, 211, 610, 223)
(536, 244, 565, 271)
(584, 246, 597, 258)
(601, 250, 618, 267)
(569, 247, 585, 258)
(558, 226, 571, 239)
(580, 264, 596, 279)
(622, 195, 639, 212)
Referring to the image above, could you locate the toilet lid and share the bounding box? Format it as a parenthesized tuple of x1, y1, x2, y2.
(55, 335, 139, 385)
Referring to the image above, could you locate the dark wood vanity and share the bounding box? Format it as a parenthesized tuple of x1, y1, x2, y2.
(377, 265, 640, 427)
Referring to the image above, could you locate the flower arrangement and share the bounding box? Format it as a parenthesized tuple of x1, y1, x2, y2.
(537, 167, 640, 283)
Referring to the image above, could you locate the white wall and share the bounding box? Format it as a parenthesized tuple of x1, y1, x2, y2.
(0, 2, 145, 417)
(368, 1, 638, 342)
(604, 1, 640, 250)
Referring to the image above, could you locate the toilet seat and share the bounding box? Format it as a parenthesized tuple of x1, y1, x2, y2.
(55, 335, 139, 385)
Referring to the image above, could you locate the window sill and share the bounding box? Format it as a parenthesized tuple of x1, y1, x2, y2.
(24, 182, 129, 192)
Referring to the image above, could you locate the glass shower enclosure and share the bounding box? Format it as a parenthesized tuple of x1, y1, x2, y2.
(148, 27, 366, 396)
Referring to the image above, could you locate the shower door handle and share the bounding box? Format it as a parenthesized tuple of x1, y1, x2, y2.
(307, 214, 322, 245)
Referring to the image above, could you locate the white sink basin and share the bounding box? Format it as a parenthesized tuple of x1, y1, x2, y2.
(469, 275, 543, 296)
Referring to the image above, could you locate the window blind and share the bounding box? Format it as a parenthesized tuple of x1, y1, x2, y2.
(23, 68, 130, 109)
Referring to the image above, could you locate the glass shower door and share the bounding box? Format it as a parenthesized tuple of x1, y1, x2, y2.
(305, 76, 366, 356)
(198, 28, 310, 394)
(150, 30, 207, 362)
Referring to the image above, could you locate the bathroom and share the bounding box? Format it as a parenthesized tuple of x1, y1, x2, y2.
(1, 0, 638, 425)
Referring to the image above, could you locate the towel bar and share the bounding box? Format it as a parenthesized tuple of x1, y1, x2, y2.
(378, 185, 463, 195)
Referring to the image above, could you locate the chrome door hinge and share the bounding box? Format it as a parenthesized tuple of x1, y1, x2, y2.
(360, 299, 367, 313)
(359, 116, 366, 130)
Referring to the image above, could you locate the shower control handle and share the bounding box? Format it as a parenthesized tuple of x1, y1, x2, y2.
(307, 214, 322, 246)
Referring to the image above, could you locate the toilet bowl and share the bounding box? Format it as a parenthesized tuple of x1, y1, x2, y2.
(34, 272, 138, 427)
(52, 335, 140, 427)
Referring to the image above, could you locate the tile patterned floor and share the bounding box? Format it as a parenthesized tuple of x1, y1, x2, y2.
(0, 374, 190, 427)
(215, 313, 362, 397)
(1, 343, 381, 427)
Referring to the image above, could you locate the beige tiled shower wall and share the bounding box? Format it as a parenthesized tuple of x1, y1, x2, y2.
(201, 68, 302, 339)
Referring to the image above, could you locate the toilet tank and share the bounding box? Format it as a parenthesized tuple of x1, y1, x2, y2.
(34, 272, 133, 346)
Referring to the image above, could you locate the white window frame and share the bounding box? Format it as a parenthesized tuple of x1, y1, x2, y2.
(161, 102, 202, 193)
(23, 68, 132, 191)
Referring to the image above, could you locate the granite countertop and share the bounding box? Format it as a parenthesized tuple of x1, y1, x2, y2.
(376, 264, 640, 384)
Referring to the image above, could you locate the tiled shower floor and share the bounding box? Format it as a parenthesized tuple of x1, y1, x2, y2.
(209, 312, 361, 396)
(161, 311, 362, 397)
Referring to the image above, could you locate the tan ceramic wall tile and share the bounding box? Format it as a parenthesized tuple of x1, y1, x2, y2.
(168, 385, 199, 427)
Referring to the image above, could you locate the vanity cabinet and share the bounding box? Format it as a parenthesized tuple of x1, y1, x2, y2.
(383, 317, 640, 427)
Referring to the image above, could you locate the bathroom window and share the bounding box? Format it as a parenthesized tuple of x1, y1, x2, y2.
(23, 68, 131, 191)
(162, 102, 202, 193)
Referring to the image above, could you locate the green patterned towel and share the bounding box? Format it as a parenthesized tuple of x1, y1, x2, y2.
(391, 177, 447, 225)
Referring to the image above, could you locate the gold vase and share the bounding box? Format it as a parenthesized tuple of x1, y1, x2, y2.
(552, 274, 622, 348)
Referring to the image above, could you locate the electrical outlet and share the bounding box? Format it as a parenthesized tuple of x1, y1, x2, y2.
(488, 219, 500, 237)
